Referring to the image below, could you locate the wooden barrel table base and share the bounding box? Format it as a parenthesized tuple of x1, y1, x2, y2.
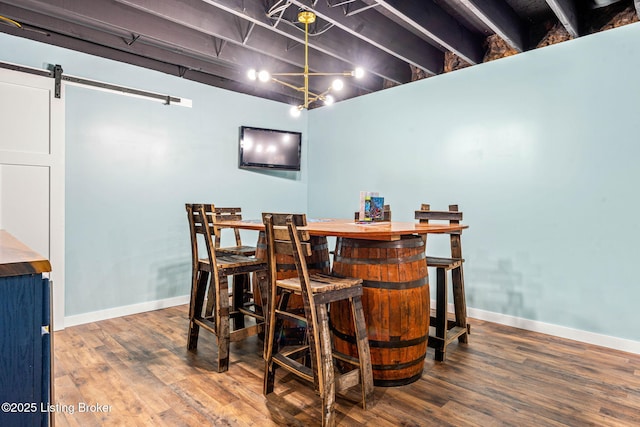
(330, 235, 430, 386)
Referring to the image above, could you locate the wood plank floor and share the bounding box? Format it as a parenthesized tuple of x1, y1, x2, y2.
(53, 305, 640, 426)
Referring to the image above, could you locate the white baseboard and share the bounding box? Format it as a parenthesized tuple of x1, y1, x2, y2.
(62, 295, 190, 329)
(61, 296, 640, 355)
(456, 302, 640, 355)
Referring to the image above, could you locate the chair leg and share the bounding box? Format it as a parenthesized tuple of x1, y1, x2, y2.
(204, 275, 216, 318)
(188, 270, 208, 350)
(451, 265, 469, 343)
(350, 296, 374, 408)
(263, 359, 275, 395)
(232, 274, 249, 329)
(217, 274, 231, 372)
(188, 268, 200, 321)
(434, 267, 448, 362)
(316, 303, 336, 427)
(263, 288, 288, 395)
(255, 270, 269, 315)
(254, 270, 269, 342)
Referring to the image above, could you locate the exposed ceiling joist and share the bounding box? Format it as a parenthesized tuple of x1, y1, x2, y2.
(2, 2, 308, 103)
(1, 0, 636, 108)
(285, 0, 443, 75)
(195, 0, 412, 84)
(363, 0, 485, 65)
(546, 0, 579, 38)
(111, 0, 385, 92)
(1, 0, 375, 99)
(458, 0, 526, 52)
(0, 10, 301, 104)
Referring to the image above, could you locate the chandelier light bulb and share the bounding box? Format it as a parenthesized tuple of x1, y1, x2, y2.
(290, 105, 302, 117)
(258, 70, 271, 82)
(245, 11, 364, 115)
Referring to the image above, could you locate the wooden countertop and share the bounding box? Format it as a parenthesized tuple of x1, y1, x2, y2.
(217, 218, 467, 241)
(0, 230, 52, 277)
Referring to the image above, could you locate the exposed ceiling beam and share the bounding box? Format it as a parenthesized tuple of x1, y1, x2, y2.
(3, 0, 630, 109)
(362, 0, 485, 65)
(0, 0, 367, 100)
(1, 0, 263, 67)
(0, 23, 302, 105)
(196, 0, 413, 84)
(546, 0, 579, 38)
(1, 0, 382, 91)
(113, 0, 385, 92)
(458, 0, 526, 52)
(118, 0, 384, 96)
(285, 0, 443, 75)
(0, 4, 307, 104)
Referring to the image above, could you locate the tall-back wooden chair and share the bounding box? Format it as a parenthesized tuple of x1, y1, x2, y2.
(185, 203, 268, 372)
(213, 207, 256, 256)
(415, 203, 470, 361)
(262, 213, 374, 427)
(212, 207, 258, 326)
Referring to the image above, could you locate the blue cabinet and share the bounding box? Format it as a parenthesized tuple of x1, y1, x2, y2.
(0, 231, 52, 427)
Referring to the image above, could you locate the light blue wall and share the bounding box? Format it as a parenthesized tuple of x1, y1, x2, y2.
(1, 33, 309, 315)
(307, 23, 640, 342)
(4, 22, 640, 341)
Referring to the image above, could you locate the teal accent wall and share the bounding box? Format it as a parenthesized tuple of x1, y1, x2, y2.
(307, 22, 640, 341)
(1, 33, 308, 315)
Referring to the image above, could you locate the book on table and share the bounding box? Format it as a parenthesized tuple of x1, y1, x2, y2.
(369, 196, 385, 221)
(358, 192, 385, 222)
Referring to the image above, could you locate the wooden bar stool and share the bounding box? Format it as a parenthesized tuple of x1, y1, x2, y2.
(185, 203, 268, 372)
(262, 213, 374, 427)
(415, 204, 470, 362)
(212, 207, 257, 327)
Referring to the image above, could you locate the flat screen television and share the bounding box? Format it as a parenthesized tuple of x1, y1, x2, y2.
(238, 126, 302, 171)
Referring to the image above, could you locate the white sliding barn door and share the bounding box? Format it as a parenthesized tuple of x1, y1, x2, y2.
(0, 67, 65, 330)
